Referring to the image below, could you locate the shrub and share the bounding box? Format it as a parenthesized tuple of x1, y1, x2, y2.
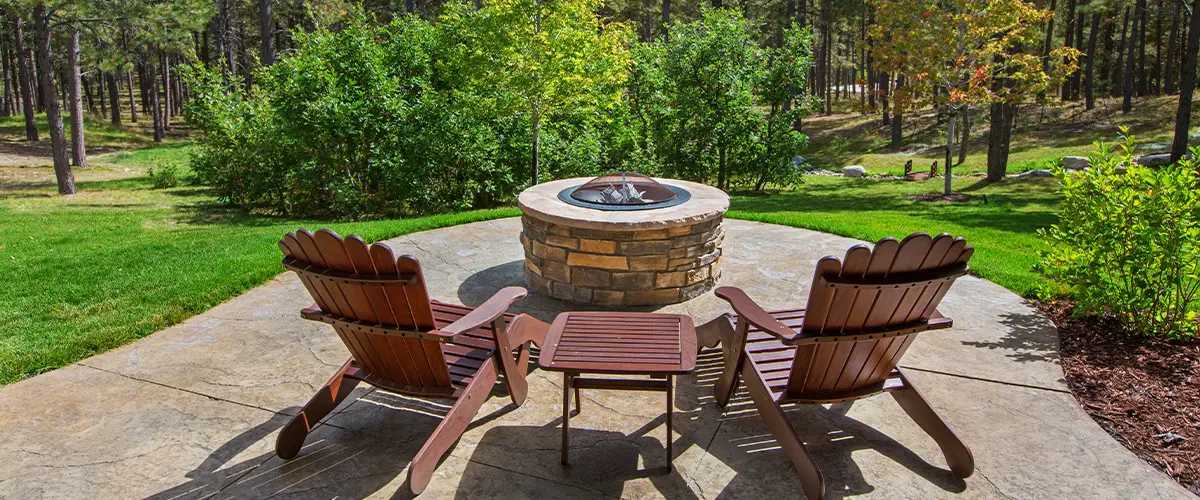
(147, 162, 181, 189)
(1040, 133, 1200, 339)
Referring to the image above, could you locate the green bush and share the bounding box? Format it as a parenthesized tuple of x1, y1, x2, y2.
(1040, 133, 1200, 339)
(185, 2, 814, 219)
(147, 162, 181, 189)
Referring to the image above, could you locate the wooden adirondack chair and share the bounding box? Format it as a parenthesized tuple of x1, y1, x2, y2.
(708, 232, 975, 500)
(275, 228, 549, 494)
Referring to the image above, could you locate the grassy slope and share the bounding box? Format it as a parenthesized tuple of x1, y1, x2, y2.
(0, 152, 518, 383)
(803, 95, 1199, 176)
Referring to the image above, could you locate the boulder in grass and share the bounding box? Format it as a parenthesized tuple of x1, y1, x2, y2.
(1061, 156, 1089, 170)
(842, 165, 867, 177)
(1136, 153, 1173, 167)
(1018, 169, 1054, 178)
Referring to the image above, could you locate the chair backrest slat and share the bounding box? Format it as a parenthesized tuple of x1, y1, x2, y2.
(786, 233, 972, 399)
(281, 229, 451, 391)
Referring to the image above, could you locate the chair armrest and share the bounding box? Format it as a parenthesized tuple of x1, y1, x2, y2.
(438, 287, 528, 336)
(714, 286, 802, 344)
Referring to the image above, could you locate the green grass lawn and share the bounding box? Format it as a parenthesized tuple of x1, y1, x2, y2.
(730, 175, 1062, 298)
(0, 156, 519, 384)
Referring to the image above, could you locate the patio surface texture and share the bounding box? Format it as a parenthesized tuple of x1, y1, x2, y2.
(1, 218, 1193, 499)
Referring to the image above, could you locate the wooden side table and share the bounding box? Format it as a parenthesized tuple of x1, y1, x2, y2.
(538, 311, 698, 471)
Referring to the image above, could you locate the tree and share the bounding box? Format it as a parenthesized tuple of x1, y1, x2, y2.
(1122, 0, 1145, 112)
(1084, 11, 1099, 109)
(1171, 0, 1198, 162)
(67, 25, 86, 169)
(440, 0, 631, 186)
(871, 0, 1077, 188)
(33, 2, 72, 194)
(259, 0, 273, 65)
(11, 11, 35, 141)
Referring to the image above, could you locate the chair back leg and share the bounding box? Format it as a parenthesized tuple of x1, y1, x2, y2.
(276, 359, 360, 459)
(889, 370, 975, 478)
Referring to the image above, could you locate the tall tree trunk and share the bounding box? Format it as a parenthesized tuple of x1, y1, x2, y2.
(1, 31, 9, 117)
(66, 26, 86, 169)
(944, 111, 955, 195)
(1072, 13, 1084, 99)
(661, 0, 670, 39)
(160, 52, 171, 127)
(81, 74, 93, 114)
(1063, 0, 1077, 98)
(530, 115, 540, 185)
(1099, 12, 1116, 95)
(13, 15, 36, 141)
(1136, 1, 1148, 96)
(642, 0, 654, 41)
(987, 52, 1015, 181)
(1113, 7, 1130, 96)
(125, 69, 137, 122)
(137, 63, 148, 113)
(148, 55, 163, 143)
(97, 72, 105, 118)
(106, 71, 119, 125)
(958, 107, 970, 165)
(717, 145, 727, 190)
(1042, 0, 1057, 76)
(1152, 3, 1163, 94)
(881, 71, 890, 125)
(259, 0, 275, 66)
(1170, 0, 1199, 161)
(890, 76, 904, 147)
(201, 25, 210, 66)
(4, 33, 15, 115)
(1164, 0, 1180, 94)
(1123, 0, 1145, 112)
(1085, 12, 1100, 109)
(34, 3, 72, 194)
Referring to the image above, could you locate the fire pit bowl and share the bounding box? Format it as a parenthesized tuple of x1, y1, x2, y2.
(518, 174, 729, 306)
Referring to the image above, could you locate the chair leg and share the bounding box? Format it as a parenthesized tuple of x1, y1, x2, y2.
(890, 370, 975, 478)
(407, 359, 499, 495)
(741, 362, 825, 500)
(708, 315, 742, 408)
(276, 359, 360, 460)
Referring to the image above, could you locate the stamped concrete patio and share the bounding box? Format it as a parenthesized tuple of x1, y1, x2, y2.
(0, 218, 1192, 499)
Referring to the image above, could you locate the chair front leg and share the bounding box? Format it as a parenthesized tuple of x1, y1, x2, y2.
(276, 358, 360, 460)
(890, 370, 974, 478)
(493, 316, 529, 406)
(408, 358, 499, 495)
(712, 315, 748, 408)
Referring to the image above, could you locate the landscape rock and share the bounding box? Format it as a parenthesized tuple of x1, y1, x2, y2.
(1061, 156, 1090, 170)
(1136, 154, 1173, 167)
(1018, 169, 1055, 177)
(842, 165, 867, 177)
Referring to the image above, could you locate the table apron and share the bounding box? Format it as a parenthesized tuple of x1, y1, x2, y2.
(571, 377, 670, 392)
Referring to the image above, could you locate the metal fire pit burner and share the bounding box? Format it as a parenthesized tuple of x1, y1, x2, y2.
(557, 172, 691, 211)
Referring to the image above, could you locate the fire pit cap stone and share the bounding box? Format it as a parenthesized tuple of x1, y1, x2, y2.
(519, 177, 729, 231)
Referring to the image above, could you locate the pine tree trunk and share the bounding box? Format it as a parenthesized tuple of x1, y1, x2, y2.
(1164, 0, 1180, 94)
(1136, 2, 1148, 96)
(944, 114, 955, 195)
(890, 76, 904, 147)
(260, 0, 275, 66)
(1170, 0, 1199, 161)
(4, 33, 15, 115)
(149, 54, 163, 143)
(106, 71, 119, 125)
(137, 63, 148, 113)
(1085, 12, 1100, 110)
(1063, 0, 1077, 99)
(66, 26, 86, 169)
(1072, 13, 1084, 99)
(1099, 12, 1115, 95)
(1152, 3, 1163, 94)
(98, 72, 106, 118)
(125, 70, 137, 122)
(81, 75, 93, 114)
(161, 53, 171, 126)
(1123, 0, 1144, 113)
(530, 115, 540, 185)
(881, 71, 890, 125)
(13, 15, 37, 141)
(34, 3, 72, 194)
(661, 0, 670, 39)
(1, 32, 9, 117)
(1113, 7, 1130, 97)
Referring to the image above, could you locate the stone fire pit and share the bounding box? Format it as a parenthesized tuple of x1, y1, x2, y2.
(518, 176, 729, 305)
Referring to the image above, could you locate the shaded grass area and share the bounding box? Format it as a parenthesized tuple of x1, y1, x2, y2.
(0, 155, 518, 384)
(0, 113, 156, 149)
(729, 175, 1063, 298)
(802, 95, 1200, 176)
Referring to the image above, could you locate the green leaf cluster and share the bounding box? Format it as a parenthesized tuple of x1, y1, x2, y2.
(1040, 132, 1200, 339)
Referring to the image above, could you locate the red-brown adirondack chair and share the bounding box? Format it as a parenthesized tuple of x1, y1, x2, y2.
(707, 232, 975, 500)
(275, 228, 549, 494)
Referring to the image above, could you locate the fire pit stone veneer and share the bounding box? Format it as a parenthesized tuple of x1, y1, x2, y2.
(518, 177, 730, 306)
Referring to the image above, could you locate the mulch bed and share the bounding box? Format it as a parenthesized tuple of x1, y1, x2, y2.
(902, 193, 985, 203)
(1039, 300, 1200, 495)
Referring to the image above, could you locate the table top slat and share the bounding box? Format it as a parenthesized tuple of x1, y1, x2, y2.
(539, 312, 698, 375)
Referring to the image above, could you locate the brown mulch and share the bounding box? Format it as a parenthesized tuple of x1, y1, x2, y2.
(1038, 300, 1200, 495)
(902, 193, 985, 203)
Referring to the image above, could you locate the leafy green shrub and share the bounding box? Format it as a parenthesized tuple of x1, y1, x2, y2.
(1040, 134, 1200, 339)
(147, 162, 182, 189)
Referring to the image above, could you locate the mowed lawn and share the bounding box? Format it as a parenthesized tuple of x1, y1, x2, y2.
(0, 153, 519, 384)
(0, 137, 1064, 384)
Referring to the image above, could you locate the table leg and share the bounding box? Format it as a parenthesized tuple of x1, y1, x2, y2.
(666, 374, 673, 472)
(562, 372, 571, 466)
